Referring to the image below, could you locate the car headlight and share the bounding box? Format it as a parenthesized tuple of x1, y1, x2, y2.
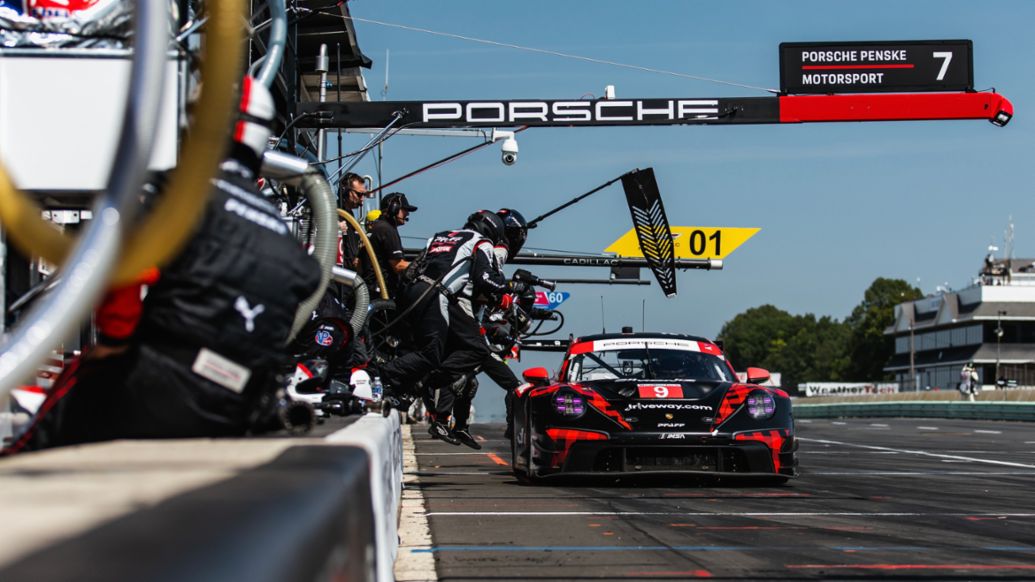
(745, 391, 776, 420)
(553, 391, 586, 418)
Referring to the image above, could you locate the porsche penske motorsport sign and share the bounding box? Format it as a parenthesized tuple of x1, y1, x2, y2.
(780, 40, 973, 94)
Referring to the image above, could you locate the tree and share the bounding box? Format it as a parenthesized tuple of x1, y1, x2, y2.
(844, 277, 923, 380)
(718, 305, 797, 370)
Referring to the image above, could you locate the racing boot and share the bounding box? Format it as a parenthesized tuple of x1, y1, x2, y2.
(451, 425, 482, 450)
(428, 420, 461, 445)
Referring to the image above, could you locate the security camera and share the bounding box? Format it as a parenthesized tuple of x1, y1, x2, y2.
(491, 129, 519, 166)
(501, 137, 518, 166)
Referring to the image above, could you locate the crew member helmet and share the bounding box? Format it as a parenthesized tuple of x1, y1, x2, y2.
(496, 208, 528, 256)
(464, 210, 506, 246)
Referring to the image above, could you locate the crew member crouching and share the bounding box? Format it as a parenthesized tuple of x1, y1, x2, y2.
(12, 77, 321, 450)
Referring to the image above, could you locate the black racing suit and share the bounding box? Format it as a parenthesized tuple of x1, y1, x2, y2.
(360, 216, 404, 299)
(380, 229, 507, 400)
(444, 352, 522, 430)
(28, 160, 322, 447)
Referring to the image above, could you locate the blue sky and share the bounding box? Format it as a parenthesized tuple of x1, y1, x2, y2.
(341, 1, 1035, 410)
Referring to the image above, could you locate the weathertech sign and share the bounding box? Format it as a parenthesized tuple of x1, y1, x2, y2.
(780, 40, 973, 94)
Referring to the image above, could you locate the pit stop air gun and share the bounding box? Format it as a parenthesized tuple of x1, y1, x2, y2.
(484, 269, 564, 355)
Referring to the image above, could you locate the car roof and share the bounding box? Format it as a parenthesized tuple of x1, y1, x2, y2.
(573, 331, 715, 344)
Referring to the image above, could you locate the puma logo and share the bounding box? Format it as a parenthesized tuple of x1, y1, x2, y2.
(234, 296, 265, 332)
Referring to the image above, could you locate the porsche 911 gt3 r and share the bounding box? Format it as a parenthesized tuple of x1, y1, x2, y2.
(511, 332, 796, 483)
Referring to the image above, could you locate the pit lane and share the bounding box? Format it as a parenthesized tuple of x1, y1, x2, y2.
(407, 418, 1035, 580)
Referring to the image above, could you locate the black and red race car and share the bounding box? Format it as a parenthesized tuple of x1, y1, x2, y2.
(511, 331, 796, 483)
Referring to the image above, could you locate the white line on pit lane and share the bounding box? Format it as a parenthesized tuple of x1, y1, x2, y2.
(425, 511, 1035, 517)
(415, 452, 499, 455)
(975, 429, 1003, 434)
(798, 437, 1035, 469)
(917, 426, 939, 430)
(810, 471, 1035, 475)
(832, 421, 847, 425)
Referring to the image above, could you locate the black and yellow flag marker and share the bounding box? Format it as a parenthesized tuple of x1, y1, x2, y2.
(620, 168, 677, 297)
(607, 226, 760, 260)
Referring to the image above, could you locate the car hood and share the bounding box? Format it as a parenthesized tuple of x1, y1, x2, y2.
(573, 380, 732, 432)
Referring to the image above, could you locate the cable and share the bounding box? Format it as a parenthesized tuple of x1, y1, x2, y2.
(335, 13, 778, 94)
(313, 121, 417, 165)
(369, 126, 529, 195)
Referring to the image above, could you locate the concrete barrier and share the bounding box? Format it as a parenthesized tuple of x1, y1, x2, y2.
(326, 410, 404, 582)
(794, 401, 1035, 422)
(0, 412, 405, 582)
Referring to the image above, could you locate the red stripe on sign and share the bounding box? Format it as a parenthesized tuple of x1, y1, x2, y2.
(802, 64, 915, 70)
(779, 92, 1014, 124)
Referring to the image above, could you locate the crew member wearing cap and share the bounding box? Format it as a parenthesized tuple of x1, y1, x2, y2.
(361, 192, 416, 299)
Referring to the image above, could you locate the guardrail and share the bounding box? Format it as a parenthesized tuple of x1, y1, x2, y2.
(794, 401, 1035, 422)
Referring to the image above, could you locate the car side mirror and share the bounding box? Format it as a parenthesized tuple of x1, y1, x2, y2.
(522, 367, 550, 386)
(746, 367, 770, 385)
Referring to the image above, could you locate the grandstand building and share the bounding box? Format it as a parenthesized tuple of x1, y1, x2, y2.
(884, 256, 1035, 390)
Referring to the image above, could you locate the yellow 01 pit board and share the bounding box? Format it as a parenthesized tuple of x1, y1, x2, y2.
(605, 227, 759, 260)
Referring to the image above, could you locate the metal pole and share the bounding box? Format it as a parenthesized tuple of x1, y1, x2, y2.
(996, 310, 1005, 383)
(252, 0, 287, 87)
(0, 0, 168, 395)
(909, 310, 915, 391)
(549, 278, 652, 286)
(315, 44, 329, 162)
(326, 111, 404, 184)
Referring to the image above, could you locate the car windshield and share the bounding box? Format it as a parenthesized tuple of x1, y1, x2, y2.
(567, 347, 735, 383)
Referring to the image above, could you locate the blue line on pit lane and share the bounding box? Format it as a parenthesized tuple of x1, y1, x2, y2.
(413, 545, 1035, 553)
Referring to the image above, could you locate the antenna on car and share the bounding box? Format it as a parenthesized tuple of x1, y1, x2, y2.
(641, 299, 646, 331)
(600, 295, 606, 334)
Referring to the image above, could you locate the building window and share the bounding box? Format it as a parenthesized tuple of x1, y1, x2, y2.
(966, 324, 982, 345)
(936, 330, 950, 349)
(895, 336, 909, 354)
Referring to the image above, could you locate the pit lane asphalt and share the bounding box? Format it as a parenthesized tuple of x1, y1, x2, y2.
(409, 418, 1035, 580)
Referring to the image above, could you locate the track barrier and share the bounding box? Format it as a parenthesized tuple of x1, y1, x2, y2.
(795, 401, 1035, 422)
(0, 413, 405, 582)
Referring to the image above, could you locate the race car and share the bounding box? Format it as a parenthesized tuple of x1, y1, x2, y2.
(511, 331, 796, 483)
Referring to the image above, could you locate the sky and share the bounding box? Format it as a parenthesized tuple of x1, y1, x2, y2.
(340, 1, 1035, 418)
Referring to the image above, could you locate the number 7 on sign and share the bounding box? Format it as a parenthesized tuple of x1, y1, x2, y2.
(933, 51, 953, 81)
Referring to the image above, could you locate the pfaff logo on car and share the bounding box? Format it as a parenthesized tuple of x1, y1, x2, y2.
(422, 100, 720, 124)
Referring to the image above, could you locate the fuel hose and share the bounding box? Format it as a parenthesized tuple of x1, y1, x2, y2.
(337, 208, 389, 300)
(0, 0, 247, 286)
(0, 0, 169, 396)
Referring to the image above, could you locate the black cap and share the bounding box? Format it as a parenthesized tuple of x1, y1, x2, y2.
(381, 192, 418, 213)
